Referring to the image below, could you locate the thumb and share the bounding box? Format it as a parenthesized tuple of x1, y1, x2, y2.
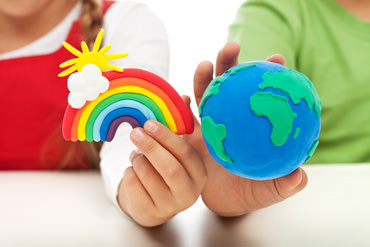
(273, 167, 308, 199)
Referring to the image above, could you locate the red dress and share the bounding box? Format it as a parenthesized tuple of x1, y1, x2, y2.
(0, 2, 113, 170)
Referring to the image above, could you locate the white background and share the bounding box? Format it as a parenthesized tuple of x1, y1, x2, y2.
(134, 0, 245, 111)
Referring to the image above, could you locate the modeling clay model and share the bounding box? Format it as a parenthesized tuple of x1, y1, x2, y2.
(59, 29, 193, 142)
(199, 61, 321, 180)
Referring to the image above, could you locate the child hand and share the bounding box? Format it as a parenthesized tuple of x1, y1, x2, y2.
(117, 120, 207, 227)
(185, 42, 307, 216)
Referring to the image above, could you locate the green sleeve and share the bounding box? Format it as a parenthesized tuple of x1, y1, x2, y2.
(227, 0, 303, 69)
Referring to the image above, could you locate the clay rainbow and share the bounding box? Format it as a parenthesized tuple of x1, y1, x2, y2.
(62, 68, 194, 142)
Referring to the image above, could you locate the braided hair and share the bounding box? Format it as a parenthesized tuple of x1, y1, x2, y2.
(79, 0, 104, 168)
(42, 0, 105, 169)
(81, 0, 104, 49)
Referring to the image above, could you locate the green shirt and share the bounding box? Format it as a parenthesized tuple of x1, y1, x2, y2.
(228, 0, 370, 163)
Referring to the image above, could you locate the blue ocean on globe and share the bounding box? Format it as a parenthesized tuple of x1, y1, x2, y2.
(199, 61, 321, 180)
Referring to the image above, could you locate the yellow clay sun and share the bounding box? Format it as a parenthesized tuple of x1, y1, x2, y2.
(58, 29, 128, 77)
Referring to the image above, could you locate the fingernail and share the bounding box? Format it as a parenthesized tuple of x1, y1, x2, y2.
(130, 128, 144, 141)
(145, 121, 158, 133)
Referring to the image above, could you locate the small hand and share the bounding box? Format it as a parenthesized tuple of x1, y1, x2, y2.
(194, 41, 285, 104)
(187, 42, 307, 216)
(117, 120, 207, 227)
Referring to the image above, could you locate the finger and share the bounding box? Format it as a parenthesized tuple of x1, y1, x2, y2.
(266, 54, 286, 66)
(143, 120, 206, 183)
(181, 95, 209, 158)
(273, 167, 308, 199)
(129, 126, 196, 193)
(215, 41, 240, 76)
(181, 95, 200, 128)
(181, 94, 191, 107)
(193, 61, 214, 106)
(116, 178, 130, 216)
(130, 150, 173, 203)
(244, 167, 307, 211)
(118, 167, 155, 220)
(181, 94, 201, 131)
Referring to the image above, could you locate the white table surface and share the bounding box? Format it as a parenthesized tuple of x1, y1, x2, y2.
(1, 164, 369, 247)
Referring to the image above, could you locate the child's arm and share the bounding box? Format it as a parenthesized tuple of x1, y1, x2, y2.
(186, 42, 307, 216)
(117, 120, 207, 227)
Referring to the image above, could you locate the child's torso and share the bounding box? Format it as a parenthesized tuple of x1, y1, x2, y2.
(0, 1, 114, 169)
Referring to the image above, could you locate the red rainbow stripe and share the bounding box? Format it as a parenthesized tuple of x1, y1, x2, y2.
(63, 68, 194, 141)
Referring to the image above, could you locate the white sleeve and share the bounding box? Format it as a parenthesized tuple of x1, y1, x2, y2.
(99, 1, 170, 208)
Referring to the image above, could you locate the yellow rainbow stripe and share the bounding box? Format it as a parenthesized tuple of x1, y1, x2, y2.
(77, 85, 177, 140)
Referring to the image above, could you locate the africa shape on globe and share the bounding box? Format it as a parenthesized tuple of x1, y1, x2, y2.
(199, 61, 321, 180)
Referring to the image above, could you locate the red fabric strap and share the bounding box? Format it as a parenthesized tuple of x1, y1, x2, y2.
(0, 1, 115, 170)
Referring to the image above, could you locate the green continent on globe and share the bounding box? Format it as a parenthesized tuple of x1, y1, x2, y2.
(199, 64, 256, 117)
(305, 140, 319, 162)
(293, 127, 300, 139)
(201, 116, 233, 164)
(226, 64, 255, 75)
(259, 69, 322, 116)
(250, 92, 297, 147)
(198, 76, 226, 117)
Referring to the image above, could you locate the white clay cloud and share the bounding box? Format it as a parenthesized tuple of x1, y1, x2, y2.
(67, 64, 109, 108)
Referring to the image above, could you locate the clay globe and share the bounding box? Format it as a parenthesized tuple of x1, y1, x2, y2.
(199, 61, 321, 180)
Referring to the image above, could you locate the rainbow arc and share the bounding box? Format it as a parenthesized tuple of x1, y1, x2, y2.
(59, 29, 193, 142)
(62, 68, 194, 142)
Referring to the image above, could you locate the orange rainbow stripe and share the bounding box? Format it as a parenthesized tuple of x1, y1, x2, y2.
(63, 68, 194, 142)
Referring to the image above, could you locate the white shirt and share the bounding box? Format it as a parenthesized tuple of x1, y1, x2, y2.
(0, 1, 170, 208)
